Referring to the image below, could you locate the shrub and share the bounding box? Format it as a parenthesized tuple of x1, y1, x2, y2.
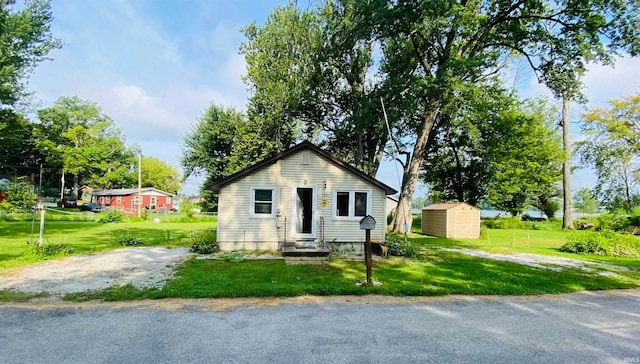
(98, 211, 125, 223)
(0, 179, 37, 213)
(598, 211, 630, 232)
(26, 243, 74, 258)
(222, 252, 244, 263)
(560, 230, 640, 257)
(189, 230, 219, 254)
(111, 232, 144, 246)
(385, 236, 420, 258)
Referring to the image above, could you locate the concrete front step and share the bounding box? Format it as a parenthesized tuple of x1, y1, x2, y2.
(282, 247, 330, 257)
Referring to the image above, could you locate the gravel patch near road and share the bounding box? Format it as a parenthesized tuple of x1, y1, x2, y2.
(446, 248, 628, 273)
(0, 247, 191, 296)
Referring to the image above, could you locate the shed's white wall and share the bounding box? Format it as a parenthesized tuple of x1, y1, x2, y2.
(217, 149, 388, 250)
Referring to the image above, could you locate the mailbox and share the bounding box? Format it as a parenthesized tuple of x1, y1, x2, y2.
(359, 215, 376, 230)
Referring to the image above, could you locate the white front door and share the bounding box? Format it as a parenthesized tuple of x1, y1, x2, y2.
(292, 186, 316, 238)
(150, 196, 157, 210)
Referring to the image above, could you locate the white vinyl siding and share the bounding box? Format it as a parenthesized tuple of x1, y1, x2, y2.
(217, 148, 389, 250)
(280, 151, 386, 243)
(217, 164, 279, 249)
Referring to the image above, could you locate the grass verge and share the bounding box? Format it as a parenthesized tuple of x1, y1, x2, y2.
(63, 250, 640, 302)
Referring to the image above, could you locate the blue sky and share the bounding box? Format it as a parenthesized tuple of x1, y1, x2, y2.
(27, 0, 640, 196)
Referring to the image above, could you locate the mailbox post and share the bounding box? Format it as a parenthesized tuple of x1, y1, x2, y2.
(359, 215, 376, 285)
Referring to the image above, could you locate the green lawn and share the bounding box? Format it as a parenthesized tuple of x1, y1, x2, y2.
(406, 228, 640, 271)
(0, 215, 217, 269)
(65, 251, 640, 301)
(3, 216, 640, 301)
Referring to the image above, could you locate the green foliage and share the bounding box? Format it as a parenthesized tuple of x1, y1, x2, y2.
(579, 92, 640, 211)
(180, 201, 198, 218)
(598, 212, 631, 232)
(574, 187, 600, 214)
(0, 111, 37, 178)
(484, 100, 563, 216)
(26, 243, 74, 258)
(35, 96, 138, 195)
(97, 211, 124, 223)
(385, 235, 420, 258)
(481, 217, 562, 231)
(0, 179, 36, 213)
(222, 252, 245, 263)
(140, 156, 181, 194)
(111, 232, 144, 247)
(189, 230, 219, 254)
(561, 230, 640, 257)
(0, 0, 60, 106)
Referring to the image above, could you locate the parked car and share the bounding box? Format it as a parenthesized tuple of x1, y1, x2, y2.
(57, 198, 77, 208)
(79, 202, 103, 212)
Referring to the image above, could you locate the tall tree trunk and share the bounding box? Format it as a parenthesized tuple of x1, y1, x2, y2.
(562, 96, 573, 229)
(72, 174, 79, 200)
(392, 107, 439, 233)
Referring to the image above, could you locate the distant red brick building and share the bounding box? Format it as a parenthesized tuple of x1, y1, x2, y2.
(92, 188, 174, 213)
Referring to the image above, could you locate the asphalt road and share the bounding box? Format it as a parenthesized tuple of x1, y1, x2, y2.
(1, 290, 639, 364)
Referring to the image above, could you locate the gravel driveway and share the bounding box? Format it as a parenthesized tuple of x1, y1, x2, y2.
(0, 247, 191, 296)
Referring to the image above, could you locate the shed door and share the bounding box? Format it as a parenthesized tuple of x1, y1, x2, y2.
(454, 210, 473, 238)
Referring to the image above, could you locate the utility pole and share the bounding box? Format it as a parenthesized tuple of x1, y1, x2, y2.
(138, 153, 142, 218)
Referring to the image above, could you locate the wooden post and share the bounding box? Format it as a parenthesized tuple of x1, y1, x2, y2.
(365, 229, 372, 285)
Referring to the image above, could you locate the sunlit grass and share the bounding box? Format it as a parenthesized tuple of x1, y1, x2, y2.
(0, 218, 217, 269)
(64, 251, 640, 301)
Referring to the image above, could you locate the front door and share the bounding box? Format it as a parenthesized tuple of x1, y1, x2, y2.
(150, 196, 157, 210)
(294, 187, 315, 238)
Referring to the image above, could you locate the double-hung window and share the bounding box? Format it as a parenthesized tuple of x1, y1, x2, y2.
(333, 190, 370, 219)
(251, 187, 276, 217)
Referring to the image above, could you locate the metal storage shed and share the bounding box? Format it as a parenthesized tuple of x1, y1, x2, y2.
(421, 202, 480, 239)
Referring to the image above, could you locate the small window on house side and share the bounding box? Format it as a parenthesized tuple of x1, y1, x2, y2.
(166, 197, 172, 204)
(251, 188, 276, 217)
(116, 196, 121, 205)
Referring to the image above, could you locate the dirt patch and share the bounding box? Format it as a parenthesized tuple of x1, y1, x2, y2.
(446, 248, 629, 274)
(0, 247, 191, 296)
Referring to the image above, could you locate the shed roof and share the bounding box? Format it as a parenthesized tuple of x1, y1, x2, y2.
(92, 187, 173, 197)
(422, 202, 479, 211)
(208, 141, 398, 195)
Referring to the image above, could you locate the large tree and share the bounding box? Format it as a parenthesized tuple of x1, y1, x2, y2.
(358, 0, 640, 232)
(241, 0, 390, 176)
(140, 156, 181, 194)
(579, 93, 640, 211)
(35, 96, 134, 198)
(423, 88, 563, 216)
(181, 104, 274, 210)
(0, 0, 60, 108)
(0, 0, 59, 182)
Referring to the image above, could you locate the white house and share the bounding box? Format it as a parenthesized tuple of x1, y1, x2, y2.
(209, 141, 397, 254)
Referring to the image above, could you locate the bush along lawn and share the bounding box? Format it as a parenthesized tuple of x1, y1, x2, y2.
(63, 246, 640, 302)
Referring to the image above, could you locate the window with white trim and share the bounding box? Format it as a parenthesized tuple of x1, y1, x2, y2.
(250, 187, 276, 217)
(116, 196, 122, 205)
(166, 197, 172, 204)
(333, 190, 371, 219)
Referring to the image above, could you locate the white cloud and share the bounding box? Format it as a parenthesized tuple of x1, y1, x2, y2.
(581, 56, 640, 108)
